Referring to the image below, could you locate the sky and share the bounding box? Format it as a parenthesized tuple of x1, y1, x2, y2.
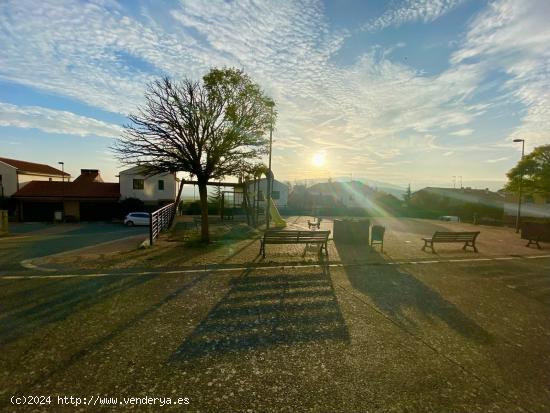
(1, 0, 549, 191)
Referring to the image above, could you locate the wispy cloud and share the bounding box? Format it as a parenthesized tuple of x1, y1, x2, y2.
(363, 0, 468, 32)
(485, 157, 509, 163)
(451, 0, 550, 148)
(0, 102, 122, 138)
(450, 128, 474, 136)
(0, 0, 547, 184)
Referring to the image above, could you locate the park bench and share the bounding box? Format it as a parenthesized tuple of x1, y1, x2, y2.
(521, 222, 550, 249)
(260, 229, 330, 258)
(421, 231, 480, 253)
(307, 217, 322, 229)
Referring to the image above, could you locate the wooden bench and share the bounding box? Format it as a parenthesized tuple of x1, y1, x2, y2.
(307, 217, 322, 229)
(421, 231, 480, 253)
(521, 223, 549, 249)
(260, 229, 330, 258)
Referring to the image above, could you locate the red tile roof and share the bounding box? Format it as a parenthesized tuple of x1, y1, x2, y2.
(13, 181, 120, 199)
(0, 157, 70, 177)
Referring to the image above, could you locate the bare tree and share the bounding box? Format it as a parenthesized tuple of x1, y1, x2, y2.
(113, 68, 276, 242)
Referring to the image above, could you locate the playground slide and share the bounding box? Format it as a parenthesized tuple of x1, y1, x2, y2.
(269, 199, 286, 228)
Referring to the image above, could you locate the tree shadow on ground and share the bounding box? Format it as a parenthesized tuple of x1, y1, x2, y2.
(7, 271, 212, 397)
(334, 241, 492, 344)
(0, 274, 156, 345)
(170, 261, 350, 361)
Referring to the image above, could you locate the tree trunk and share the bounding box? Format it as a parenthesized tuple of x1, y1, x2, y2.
(169, 177, 184, 227)
(198, 180, 209, 243)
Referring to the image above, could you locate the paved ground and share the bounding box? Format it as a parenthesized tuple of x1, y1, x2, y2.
(0, 217, 549, 412)
(0, 222, 147, 272)
(31, 216, 549, 273)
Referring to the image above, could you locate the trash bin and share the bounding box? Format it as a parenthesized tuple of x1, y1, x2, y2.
(333, 219, 370, 244)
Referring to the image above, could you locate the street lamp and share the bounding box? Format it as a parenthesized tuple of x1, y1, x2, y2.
(513, 139, 525, 233)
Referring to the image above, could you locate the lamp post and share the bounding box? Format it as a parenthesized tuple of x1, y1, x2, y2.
(266, 105, 274, 229)
(58, 161, 65, 221)
(513, 139, 525, 233)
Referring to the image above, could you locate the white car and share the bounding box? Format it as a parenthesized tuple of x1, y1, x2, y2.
(124, 212, 151, 226)
(439, 215, 460, 222)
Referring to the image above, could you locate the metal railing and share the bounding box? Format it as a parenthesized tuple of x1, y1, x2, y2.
(149, 202, 175, 245)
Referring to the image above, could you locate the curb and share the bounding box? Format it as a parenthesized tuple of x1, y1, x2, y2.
(19, 234, 148, 272)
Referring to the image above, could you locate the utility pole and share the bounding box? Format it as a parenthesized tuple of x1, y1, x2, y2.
(513, 138, 525, 233)
(266, 105, 273, 229)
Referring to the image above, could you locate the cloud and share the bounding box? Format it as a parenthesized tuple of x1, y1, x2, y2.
(451, 0, 550, 148)
(364, 0, 468, 32)
(0, 0, 547, 183)
(0, 102, 122, 138)
(485, 157, 509, 163)
(450, 128, 474, 136)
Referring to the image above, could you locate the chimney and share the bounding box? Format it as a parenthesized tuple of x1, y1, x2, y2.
(74, 169, 103, 183)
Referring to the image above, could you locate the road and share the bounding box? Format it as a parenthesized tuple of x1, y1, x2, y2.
(0, 222, 147, 272)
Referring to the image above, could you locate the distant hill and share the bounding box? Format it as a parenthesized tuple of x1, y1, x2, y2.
(324, 177, 407, 199)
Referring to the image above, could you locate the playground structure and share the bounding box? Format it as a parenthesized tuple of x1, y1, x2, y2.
(181, 175, 285, 228)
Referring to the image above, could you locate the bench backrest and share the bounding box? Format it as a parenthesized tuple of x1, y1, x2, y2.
(264, 229, 330, 242)
(432, 231, 480, 241)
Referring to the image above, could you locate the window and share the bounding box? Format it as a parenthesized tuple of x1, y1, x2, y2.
(258, 190, 264, 201)
(49, 177, 52, 182)
(158, 180, 164, 190)
(524, 195, 534, 204)
(272, 191, 280, 200)
(133, 178, 144, 190)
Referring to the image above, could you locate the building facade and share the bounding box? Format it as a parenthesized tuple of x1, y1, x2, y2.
(13, 169, 120, 221)
(0, 157, 69, 198)
(119, 166, 178, 206)
(245, 178, 289, 208)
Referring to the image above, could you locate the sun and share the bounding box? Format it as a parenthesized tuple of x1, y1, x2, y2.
(312, 151, 326, 167)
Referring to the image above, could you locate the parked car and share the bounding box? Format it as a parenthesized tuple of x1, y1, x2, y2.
(124, 212, 151, 226)
(438, 215, 460, 222)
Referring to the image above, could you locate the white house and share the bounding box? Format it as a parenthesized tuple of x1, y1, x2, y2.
(0, 157, 70, 198)
(245, 178, 288, 208)
(119, 166, 178, 206)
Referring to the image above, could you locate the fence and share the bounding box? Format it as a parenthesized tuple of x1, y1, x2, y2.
(149, 202, 175, 245)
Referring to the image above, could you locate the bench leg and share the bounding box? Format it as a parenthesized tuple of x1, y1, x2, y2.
(463, 241, 478, 252)
(527, 239, 542, 249)
(422, 241, 435, 253)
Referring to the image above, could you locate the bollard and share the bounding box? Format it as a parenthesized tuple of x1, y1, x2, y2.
(0, 210, 8, 234)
